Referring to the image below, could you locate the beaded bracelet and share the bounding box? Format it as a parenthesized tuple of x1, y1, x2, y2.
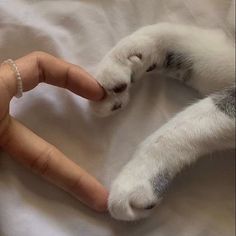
(1, 59, 23, 98)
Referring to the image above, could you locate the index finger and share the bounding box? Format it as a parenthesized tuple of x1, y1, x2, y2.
(1, 51, 104, 101)
(0, 116, 108, 212)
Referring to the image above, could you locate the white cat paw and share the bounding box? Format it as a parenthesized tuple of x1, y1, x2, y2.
(108, 165, 171, 221)
(89, 44, 147, 117)
(89, 60, 131, 117)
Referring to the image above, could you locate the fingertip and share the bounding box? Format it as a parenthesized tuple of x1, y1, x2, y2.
(92, 188, 109, 212)
(92, 82, 106, 101)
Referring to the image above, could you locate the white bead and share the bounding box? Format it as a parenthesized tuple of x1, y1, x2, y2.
(1, 59, 23, 98)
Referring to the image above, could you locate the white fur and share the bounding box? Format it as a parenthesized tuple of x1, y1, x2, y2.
(90, 23, 234, 116)
(109, 97, 235, 220)
(90, 1, 235, 221)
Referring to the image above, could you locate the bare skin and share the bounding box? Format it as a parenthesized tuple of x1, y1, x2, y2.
(0, 51, 108, 212)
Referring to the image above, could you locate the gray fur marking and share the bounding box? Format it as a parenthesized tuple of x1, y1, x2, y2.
(164, 52, 192, 69)
(213, 87, 235, 118)
(151, 172, 171, 197)
(164, 51, 193, 83)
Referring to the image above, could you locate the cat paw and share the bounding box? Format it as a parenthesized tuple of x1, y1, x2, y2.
(90, 52, 145, 117)
(89, 35, 151, 117)
(89, 61, 130, 117)
(108, 165, 171, 221)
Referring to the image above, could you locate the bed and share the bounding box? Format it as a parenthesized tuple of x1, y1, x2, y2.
(0, 0, 234, 235)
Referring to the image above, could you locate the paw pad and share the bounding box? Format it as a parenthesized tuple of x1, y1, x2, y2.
(136, 53, 143, 60)
(146, 63, 157, 72)
(144, 204, 156, 210)
(112, 83, 127, 93)
(128, 53, 143, 61)
(111, 103, 122, 111)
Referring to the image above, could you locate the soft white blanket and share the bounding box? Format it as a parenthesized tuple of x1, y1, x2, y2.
(0, 1, 234, 235)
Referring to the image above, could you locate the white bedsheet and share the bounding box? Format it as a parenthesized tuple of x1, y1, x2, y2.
(0, 1, 234, 235)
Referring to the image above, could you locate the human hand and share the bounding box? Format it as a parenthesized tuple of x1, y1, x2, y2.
(0, 52, 108, 212)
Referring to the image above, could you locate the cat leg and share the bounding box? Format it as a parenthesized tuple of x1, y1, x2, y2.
(108, 87, 235, 221)
(90, 23, 234, 116)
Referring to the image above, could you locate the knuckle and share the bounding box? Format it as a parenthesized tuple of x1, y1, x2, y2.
(0, 115, 12, 147)
(28, 51, 49, 83)
(63, 66, 70, 89)
(29, 51, 48, 59)
(68, 175, 83, 194)
(29, 145, 55, 176)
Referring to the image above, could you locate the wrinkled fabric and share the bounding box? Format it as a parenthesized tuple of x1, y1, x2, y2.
(0, 1, 234, 235)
